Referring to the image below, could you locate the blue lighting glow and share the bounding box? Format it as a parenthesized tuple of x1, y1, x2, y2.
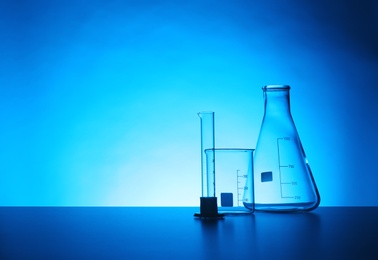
(1, 0, 377, 206)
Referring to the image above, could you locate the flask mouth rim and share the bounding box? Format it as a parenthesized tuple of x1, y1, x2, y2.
(263, 85, 291, 91)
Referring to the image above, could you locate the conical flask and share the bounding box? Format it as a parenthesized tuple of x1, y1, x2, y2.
(254, 85, 320, 211)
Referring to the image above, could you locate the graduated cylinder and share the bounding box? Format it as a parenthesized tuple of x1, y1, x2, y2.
(198, 112, 216, 198)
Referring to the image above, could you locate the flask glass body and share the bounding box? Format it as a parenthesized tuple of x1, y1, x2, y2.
(254, 85, 320, 211)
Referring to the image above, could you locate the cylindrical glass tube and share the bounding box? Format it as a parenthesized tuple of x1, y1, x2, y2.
(198, 112, 215, 198)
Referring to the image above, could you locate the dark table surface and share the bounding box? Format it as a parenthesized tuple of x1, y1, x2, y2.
(1, 207, 377, 260)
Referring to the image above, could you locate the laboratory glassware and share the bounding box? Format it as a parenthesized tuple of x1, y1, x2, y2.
(195, 112, 223, 218)
(253, 85, 320, 211)
(205, 148, 254, 214)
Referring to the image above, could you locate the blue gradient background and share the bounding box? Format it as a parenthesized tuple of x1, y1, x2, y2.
(1, 0, 377, 206)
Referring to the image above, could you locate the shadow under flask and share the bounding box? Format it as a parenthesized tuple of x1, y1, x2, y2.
(253, 85, 320, 211)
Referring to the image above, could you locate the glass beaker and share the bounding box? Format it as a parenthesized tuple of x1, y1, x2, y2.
(254, 85, 320, 211)
(205, 148, 254, 214)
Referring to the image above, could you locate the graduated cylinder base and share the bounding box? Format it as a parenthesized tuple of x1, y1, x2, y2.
(194, 197, 224, 219)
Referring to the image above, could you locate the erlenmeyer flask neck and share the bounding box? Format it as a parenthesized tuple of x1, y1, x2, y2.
(263, 85, 291, 116)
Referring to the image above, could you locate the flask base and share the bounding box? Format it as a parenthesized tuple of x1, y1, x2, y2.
(255, 202, 319, 212)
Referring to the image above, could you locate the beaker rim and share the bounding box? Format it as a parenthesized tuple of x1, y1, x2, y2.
(204, 148, 255, 153)
(263, 85, 291, 91)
